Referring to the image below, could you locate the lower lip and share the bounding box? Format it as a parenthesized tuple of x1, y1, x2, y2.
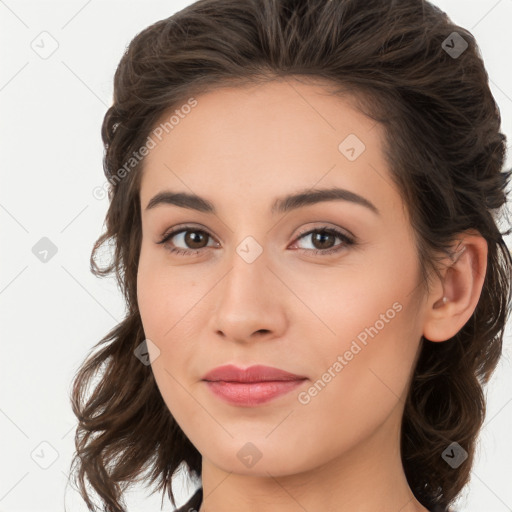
(204, 379, 306, 406)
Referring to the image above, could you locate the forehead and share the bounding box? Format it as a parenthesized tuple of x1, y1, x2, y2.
(139, 79, 395, 215)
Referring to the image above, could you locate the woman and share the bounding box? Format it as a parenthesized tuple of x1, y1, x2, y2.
(69, 1, 512, 511)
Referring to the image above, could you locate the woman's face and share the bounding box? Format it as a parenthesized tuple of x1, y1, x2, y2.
(137, 79, 430, 476)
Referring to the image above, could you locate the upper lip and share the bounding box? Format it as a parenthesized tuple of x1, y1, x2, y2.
(202, 364, 307, 383)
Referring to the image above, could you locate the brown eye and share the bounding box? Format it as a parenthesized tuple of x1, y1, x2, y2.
(293, 227, 355, 256)
(157, 226, 218, 256)
(183, 230, 209, 249)
(310, 231, 336, 250)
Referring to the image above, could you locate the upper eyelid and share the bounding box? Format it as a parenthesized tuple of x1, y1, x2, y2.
(160, 223, 212, 237)
(294, 225, 353, 239)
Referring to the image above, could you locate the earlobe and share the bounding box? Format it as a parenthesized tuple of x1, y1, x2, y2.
(422, 232, 488, 342)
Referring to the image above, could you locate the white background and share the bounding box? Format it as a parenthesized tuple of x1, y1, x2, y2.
(1, 1, 511, 511)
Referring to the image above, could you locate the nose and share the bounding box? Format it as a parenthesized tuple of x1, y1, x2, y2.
(210, 246, 288, 344)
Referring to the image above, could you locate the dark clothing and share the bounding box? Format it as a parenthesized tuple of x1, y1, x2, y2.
(174, 487, 452, 511)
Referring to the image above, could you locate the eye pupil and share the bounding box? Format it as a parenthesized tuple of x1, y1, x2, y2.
(185, 231, 208, 249)
(313, 231, 334, 249)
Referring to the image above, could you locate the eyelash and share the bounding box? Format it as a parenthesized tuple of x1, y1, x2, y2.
(157, 225, 355, 257)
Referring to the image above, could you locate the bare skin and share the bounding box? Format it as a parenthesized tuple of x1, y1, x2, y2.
(136, 78, 487, 512)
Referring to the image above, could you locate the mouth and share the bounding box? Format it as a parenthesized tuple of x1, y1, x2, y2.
(201, 364, 308, 406)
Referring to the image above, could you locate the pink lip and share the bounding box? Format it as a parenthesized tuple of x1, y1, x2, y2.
(202, 364, 308, 406)
(202, 364, 306, 382)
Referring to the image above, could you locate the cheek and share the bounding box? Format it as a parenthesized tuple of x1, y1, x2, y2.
(137, 259, 200, 425)
(297, 248, 422, 409)
(136, 250, 203, 380)
(137, 259, 165, 340)
(137, 243, 194, 337)
(292, 298, 421, 467)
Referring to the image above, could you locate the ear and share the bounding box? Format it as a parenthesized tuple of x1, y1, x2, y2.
(422, 230, 488, 342)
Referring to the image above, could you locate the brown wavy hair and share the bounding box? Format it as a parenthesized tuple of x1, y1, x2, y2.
(68, 0, 512, 510)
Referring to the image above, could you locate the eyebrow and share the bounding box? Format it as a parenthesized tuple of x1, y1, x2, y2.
(145, 187, 380, 216)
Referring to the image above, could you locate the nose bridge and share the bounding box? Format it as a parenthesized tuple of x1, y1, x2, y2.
(222, 238, 271, 307)
(211, 236, 286, 340)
